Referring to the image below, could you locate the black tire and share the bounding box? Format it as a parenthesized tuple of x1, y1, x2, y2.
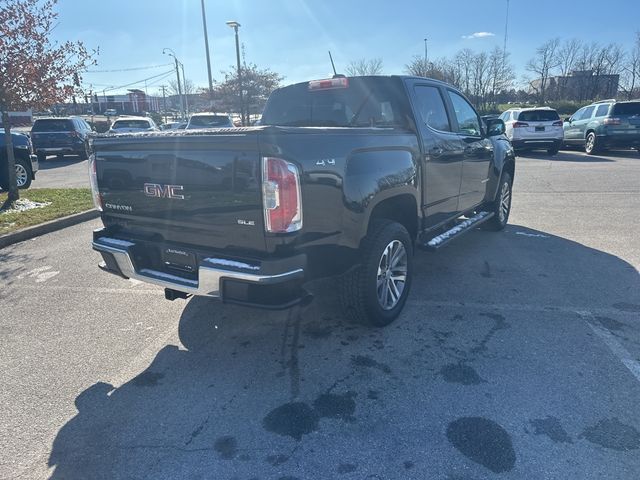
(339, 220, 413, 327)
(78, 143, 89, 160)
(585, 132, 599, 155)
(37, 152, 46, 163)
(15, 158, 32, 189)
(56, 153, 64, 160)
(482, 171, 512, 232)
(547, 146, 559, 156)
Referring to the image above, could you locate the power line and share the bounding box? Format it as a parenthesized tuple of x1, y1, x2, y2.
(86, 63, 173, 73)
(100, 70, 175, 94)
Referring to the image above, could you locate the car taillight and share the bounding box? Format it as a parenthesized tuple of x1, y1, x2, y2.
(604, 117, 621, 125)
(552, 120, 563, 126)
(513, 122, 529, 128)
(88, 154, 103, 212)
(262, 157, 302, 233)
(308, 77, 349, 91)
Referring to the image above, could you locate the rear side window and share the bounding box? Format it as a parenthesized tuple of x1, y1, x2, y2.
(112, 120, 150, 129)
(261, 78, 408, 128)
(517, 110, 560, 122)
(413, 85, 451, 132)
(32, 119, 73, 132)
(578, 106, 595, 120)
(612, 102, 640, 116)
(595, 104, 610, 117)
(447, 90, 481, 136)
(189, 115, 231, 127)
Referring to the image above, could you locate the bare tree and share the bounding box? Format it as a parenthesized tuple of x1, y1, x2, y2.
(168, 78, 196, 96)
(404, 56, 430, 77)
(621, 33, 640, 100)
(345, 58, 383, 76)
(526, 38, 561, 104)
(487, 47, 515, 107)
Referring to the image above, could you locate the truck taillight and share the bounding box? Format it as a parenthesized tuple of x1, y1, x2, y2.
(262, 157, 302, 233)
(88, 154, 103, 212)
(513, 122, 529, 128)
(604, 117, 621, 125)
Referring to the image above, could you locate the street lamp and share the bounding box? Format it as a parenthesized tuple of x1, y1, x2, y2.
(162, 48, 185, 119)
(226, 20, 244, 126)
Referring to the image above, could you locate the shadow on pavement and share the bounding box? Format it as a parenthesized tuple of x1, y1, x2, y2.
(47, 226, 640, 479)
(518, 150, 615, 162)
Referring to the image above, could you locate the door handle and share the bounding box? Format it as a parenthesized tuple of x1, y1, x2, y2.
(430, 147, 443, 156)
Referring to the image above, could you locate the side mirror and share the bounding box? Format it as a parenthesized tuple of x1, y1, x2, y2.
(486, 118, 505, 137)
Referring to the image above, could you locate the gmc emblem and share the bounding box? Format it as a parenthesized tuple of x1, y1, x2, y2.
(143, 183, 185, 199)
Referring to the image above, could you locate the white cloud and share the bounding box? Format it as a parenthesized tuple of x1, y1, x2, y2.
(462, 32, 496, 40)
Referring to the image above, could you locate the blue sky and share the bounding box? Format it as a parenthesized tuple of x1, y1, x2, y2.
(52, 0, 640, 95)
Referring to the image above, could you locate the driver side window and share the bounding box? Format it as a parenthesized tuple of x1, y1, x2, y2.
(447, 90, 481, 136)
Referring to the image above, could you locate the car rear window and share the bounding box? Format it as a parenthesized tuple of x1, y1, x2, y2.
(112, 120, 150, 129)
(189, 115, 231, 127)
(261, 77, 410, 128)
(517, 110, 560, 122)
(612, 102, 640, 116)
(32, 119, 74, 132)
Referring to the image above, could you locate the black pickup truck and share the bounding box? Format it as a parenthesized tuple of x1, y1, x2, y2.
(91, 76, 515, 326)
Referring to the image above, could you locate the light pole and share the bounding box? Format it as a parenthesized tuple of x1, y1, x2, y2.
(201, 0, 215, 107)
(163, 48, 185, 119)
(424, 38, 428, 66)
(226, 21, 244, 126)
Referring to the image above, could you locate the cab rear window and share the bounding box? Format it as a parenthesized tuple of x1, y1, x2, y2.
(189, 115, 232, 127)
(32, 119, 74, 132)
(612, 102, 640, 116)
(112, 120, 150, 129)
(517, 110, 560, 122)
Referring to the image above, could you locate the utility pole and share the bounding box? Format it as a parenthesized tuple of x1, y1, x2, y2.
(424, 38, 428, 66)
(160, 85, 167, 123)
(226, 21, 244, 125)
(201, 0, 215, 107)
(163, 48, 185, 119)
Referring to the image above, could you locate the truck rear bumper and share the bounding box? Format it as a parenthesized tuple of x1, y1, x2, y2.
(92, 229, 307, 309)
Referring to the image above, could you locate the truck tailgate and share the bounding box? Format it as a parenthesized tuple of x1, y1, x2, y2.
(93, 131, 266, 253)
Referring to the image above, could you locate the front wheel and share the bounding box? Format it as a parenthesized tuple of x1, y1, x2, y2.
(16, 159, 32, 189)
(339, 220, 413, 327)
(482, 172, 512, 232)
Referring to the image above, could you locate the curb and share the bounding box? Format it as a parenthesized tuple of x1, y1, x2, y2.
(0, 209, 99, 249)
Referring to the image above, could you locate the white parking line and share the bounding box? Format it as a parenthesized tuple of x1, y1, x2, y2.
(577, 311, 640, 384)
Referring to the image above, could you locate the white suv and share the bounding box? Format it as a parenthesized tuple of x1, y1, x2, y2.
(499, 107, 563, 155)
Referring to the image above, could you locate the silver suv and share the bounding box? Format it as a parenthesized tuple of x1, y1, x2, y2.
(499, 107, 563, 155)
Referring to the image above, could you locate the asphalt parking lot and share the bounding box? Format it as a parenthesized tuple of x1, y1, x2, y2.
(1, 149, 639, 479)
(34, 155, 89, 189)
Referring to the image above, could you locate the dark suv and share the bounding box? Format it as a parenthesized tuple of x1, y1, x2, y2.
(563, 99, 640, 154)
(30, 117, 94, 161)
(0, 129, 38, 190)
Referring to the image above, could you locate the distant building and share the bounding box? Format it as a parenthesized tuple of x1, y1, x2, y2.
(54, 89, 163, 116)
(531, 70, 619, 102)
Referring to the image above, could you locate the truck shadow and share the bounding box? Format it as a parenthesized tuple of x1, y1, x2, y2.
(37, 157, 87, 170)
(519, 150, 616, 162)
(46, 226, 640, 479)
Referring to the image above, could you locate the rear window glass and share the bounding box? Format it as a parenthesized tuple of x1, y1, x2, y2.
(189, 115, 232, 127)
(517, 110, 560, 122)
(112, 120, 150, 129)
(32, 119, 74, 132)
(612, 102, 640, 116)
(261, 77, 409, 128)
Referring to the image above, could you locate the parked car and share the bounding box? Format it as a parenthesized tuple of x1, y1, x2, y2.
(104, 109, 117, 117)
(186, 113, 234, 129)
(90, 75, 515, 327)
(0, 129, 38, 190)
(499, 107, 563, 155)
(30, 117, 93, 162)
(563, 99, 640, 155)
(107, 117, 159, 134)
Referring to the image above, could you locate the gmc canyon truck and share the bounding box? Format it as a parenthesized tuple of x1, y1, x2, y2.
(91, 76, 515, 326)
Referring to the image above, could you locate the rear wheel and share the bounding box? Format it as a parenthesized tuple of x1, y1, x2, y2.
(37, 152, 46, 163)
(56, 153, 64, 160)
(482, 172, 512, 232)
(585, 132, 599, 155)
(15, 158, 32, 189)
(78, 142, 89, 160)
(547, 146, 559, 156)
(339, 220, 413, 327)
